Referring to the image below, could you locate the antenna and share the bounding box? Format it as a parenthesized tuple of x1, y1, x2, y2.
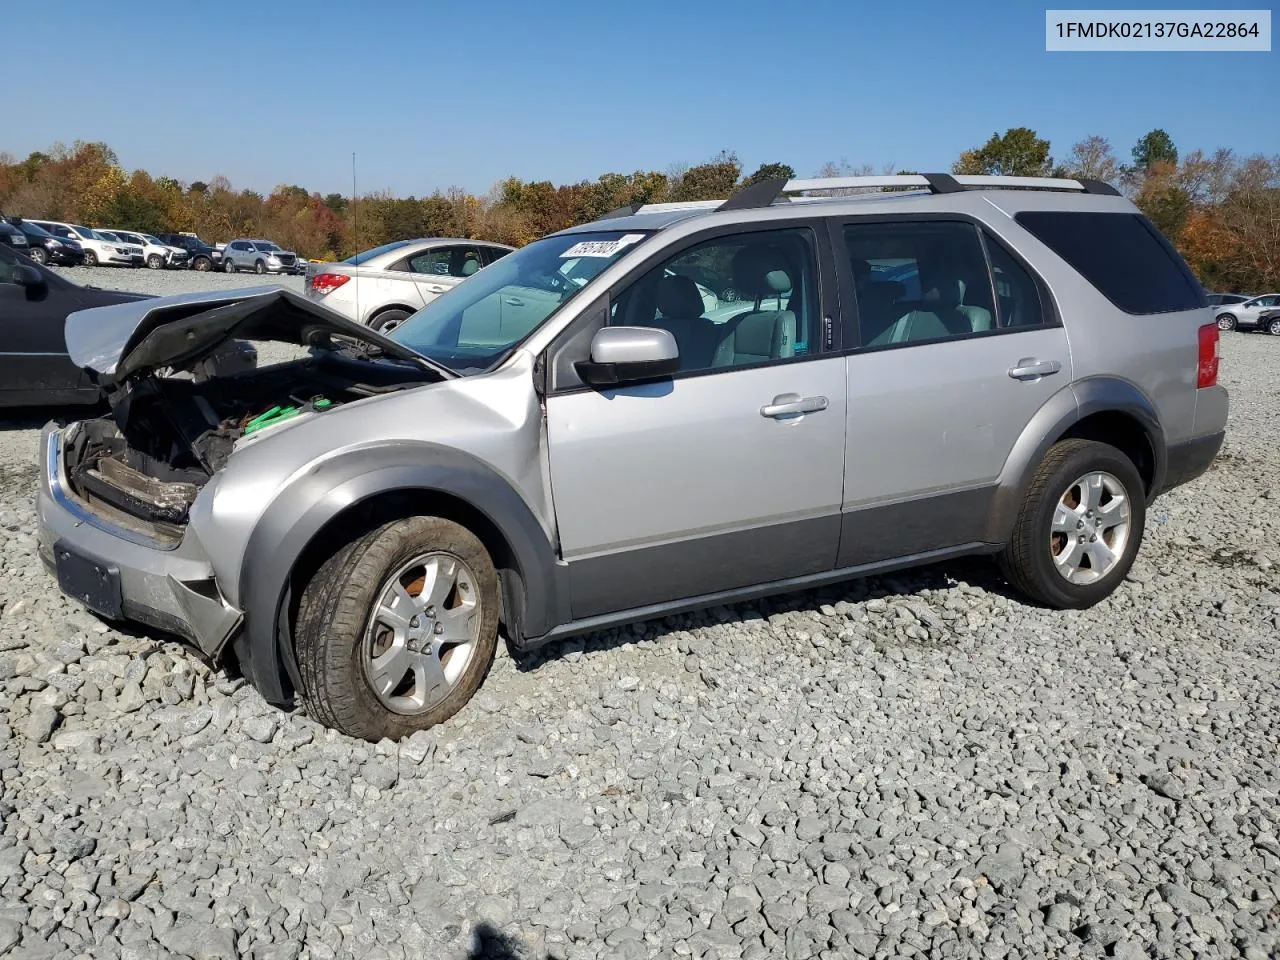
(352, 151, 360, 325)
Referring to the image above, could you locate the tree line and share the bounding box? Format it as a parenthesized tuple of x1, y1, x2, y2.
(1, 129, 1276, 292)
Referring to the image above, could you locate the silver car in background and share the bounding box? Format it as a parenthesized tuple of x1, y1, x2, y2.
(1213, 292, 1280, 331)
(303, 238, 514, 332)
(222, 238, 303, 275)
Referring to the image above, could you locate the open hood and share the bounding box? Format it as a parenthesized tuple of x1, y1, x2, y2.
(65, 286, 454, 386)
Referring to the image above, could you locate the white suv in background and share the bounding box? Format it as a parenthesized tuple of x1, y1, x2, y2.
(30, 221, 135, 267)
(303, 238, 514, 332)
(107, 229, 190, 270)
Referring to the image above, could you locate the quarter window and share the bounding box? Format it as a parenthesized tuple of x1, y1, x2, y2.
(844, 221, 997, 347)
(408, 246, 484, 278)
(983, 234, 1047, 329)
(608, 227, 819, 374)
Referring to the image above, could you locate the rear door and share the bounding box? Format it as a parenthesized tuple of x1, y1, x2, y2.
(831, 216, 1072, 566)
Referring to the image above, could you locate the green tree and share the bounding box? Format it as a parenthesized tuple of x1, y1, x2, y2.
(1131, 129, 1178, 171)
(670, 150, 742, 201)
(741, 162, 795, 187)
(322, 192, 348, 214)
(953, 127, 1052, 177)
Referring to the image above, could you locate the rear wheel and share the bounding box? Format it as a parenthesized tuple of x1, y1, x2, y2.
(83, 250, 98, 267)
(193, 256, 211, 272)
(999, 439, 1145, 609)
(1216, 313, 1236, 332)
(295, 516, 499, 741)
(371, 308, 411, 334)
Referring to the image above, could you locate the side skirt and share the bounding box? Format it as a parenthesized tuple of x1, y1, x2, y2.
(515, 541, 999, 652)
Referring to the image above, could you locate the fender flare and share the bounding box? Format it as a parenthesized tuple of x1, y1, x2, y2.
(233, 442, 564, 706)
(985, 376, 1166, 544)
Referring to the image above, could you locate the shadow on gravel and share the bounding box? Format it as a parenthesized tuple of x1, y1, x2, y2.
(466, 922, 544, 959)
(514, 554, 1023, 673)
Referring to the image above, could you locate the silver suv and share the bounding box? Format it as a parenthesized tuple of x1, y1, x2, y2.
(222, 238, 302, 275)
(37, 173, 1228, 741)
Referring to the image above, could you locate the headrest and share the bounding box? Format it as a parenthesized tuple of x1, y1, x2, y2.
(656, 274, 705, 318)
(923, 276, 966, 311)
(732, 244, 793, 300)
(460, 257, 479, 277)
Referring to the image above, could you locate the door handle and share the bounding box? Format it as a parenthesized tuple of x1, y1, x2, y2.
(760, 393, 829, 419)
(425, 284, 448, 293)
(1008, 358, 1062, 381)
(504, 297, 525, 306)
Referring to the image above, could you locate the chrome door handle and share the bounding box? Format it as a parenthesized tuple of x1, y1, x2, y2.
(1008, 358, 1062, 381)
(504, 296, 525, 306)
(760, 393, 829, 419)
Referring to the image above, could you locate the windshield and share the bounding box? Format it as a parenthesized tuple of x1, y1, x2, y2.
(256, 241, 281, 252)
(19, 220, 54, 239)
(94, 231, 118, 241)
(345, 239, 415, 265)
(388, 229, 649, 374)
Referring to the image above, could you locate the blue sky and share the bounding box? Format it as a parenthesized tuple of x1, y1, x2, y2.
(7, 0, 1277, 197)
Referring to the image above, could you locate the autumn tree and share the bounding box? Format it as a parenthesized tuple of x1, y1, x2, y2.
(953, 128, 1052, 177)
(1058, 135, 1120, 184)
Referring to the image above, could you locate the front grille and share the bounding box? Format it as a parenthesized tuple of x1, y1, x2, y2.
(277, 254, 296, 265)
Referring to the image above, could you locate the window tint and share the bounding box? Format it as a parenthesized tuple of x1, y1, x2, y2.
(983, 234, 1047, 329)
(0, 243, 16, 283)
(844, 221, 996, 347)
(609, 227, 818, 374)
(408, 245, 484, 278)
(1014, 211, 1204, 315)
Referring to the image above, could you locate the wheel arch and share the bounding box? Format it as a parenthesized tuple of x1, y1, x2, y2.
(986, 377, 1166, 544)
(232, 446, 564, 708)
(365, 302, 418, 327)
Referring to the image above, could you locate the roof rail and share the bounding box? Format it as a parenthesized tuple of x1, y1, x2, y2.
(589, 172, 1120, 222)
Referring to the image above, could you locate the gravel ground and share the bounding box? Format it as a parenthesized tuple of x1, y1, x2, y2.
(0, 269, 1277, 960)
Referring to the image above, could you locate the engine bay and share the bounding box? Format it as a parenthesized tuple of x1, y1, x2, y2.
(63, 350, 438, 535)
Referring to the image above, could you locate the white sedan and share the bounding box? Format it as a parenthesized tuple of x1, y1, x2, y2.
(303, 238, 514, 332)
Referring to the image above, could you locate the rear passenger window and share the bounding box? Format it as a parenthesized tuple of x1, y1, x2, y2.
(983, 235, 1047, 329)
(1014, 211, 1205, 315)
(844, 221, 997, 347)
(608, 227, 819, 374)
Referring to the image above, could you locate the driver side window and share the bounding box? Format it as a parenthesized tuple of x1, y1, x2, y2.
(609, 227, 819, 375)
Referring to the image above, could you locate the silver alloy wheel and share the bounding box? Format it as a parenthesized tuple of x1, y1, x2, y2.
(1050, 471, 1132, 584)
(1217, 314, 1235, 331)
(361, 552, 480, 715)
(1269, 318, 1280, 336)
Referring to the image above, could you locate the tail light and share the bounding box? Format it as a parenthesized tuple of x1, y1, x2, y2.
(1197, 322, 1220, 388)
(310, 273, 350, 296)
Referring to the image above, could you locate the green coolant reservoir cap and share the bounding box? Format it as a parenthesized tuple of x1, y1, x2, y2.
(314, 398, 333, 409)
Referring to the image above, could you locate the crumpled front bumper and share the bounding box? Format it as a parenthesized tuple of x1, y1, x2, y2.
(36, 422, 244, 658)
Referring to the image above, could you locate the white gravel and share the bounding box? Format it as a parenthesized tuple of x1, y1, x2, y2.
(0, 268, 1278, 960)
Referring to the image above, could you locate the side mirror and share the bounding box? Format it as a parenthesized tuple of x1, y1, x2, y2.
(576, 326, 679, 387)
(12, 263, 46, 293)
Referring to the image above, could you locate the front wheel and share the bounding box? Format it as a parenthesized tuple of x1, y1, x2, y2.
(1216, 314, 1236, 332)
(147, 254, 164, 270)
(1267, 317, 1280, 336)
(254, 259, 266, 274)
(999, 439, 1145, 609)
(83, 250, 98, 267)
(295, 516, 500, 741)
(193, 256, 211, 272)
(28, 247, 48, 265)
(224, 258, 236, 273)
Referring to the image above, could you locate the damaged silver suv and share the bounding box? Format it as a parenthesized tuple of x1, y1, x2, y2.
(38, 174, 1228, 741)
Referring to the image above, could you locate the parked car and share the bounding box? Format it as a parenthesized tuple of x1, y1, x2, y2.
(1205, 292, 1250, 306)
(37, 173, 1227, 741)
(30, 221, 135, 267)
(0, 242, 152, 406)
(92, 230, 145, 267)
(303, 238, 514, 332)
(0, 214, 31, 255)
(222, 239, 303, 275)
(1256, 307, 1280, 336)
(106, 229, 190, 270)
(154, 232, 222, 272)
(1213, 293, 1280, 331)
(6, 217, 86, 266)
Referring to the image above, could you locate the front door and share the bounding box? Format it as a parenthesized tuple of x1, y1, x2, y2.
(0, 247, 89, 403)
(545, 224, 848, 619)
(833, 217, 1073, 565)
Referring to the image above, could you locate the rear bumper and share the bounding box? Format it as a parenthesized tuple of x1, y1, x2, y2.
(1159, 430, 1224, 494)
(36, 423, 243, 658)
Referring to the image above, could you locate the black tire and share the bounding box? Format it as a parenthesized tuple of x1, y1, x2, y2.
(370, 308, 411, 333)
(193, 256, 211, 272)
(295, 516, 499, 741)
(1216, 314, 1236, 332)
(1268, 317, 1280, 337)
(28, 247, 47, 265)
(83, 250, 98, 267)
(147, 254, 164, 270)
(998, 438, 1146, 610)
(224, 258, 236, 273)
(254, 259, 266, 275)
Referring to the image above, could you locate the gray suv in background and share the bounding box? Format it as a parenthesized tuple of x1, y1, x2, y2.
(222, 238, 302, 275)
(38, 173, 1227, 741)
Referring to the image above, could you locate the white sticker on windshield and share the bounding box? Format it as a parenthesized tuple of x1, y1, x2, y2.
(560, 233, 645, 259)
